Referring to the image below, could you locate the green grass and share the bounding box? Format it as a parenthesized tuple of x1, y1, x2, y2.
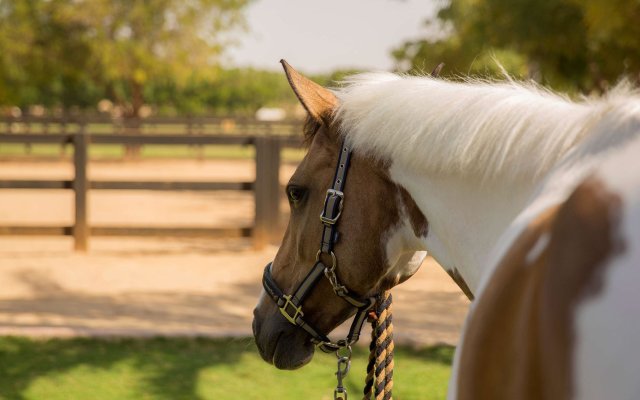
(0, 337, 453, 400)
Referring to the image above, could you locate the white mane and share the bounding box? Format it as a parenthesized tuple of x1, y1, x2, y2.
(335, 73, 640, 181)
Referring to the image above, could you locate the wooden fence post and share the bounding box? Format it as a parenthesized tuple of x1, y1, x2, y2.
(60, 117, 67, 158)
(73, 127, 89, 251)
(124, 117, 141, 159)
(254, 136, 281, 250)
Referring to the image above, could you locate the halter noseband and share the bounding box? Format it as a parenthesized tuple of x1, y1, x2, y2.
(262, 141, 376, 353)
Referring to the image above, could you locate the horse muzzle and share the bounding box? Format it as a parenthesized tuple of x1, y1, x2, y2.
(252, 295, 315, 370)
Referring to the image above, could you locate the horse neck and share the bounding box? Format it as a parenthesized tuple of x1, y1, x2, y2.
(337, 73, 640, 295)
(391, 164, 541, 295)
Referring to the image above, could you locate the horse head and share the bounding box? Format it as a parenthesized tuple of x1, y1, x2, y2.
(252, 61, 428, 370)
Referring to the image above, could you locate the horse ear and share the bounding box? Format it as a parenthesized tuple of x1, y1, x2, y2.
(280, 59, 337, 124)
(431, 62, 445, 78)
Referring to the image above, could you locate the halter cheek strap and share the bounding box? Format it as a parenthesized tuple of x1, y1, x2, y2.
(319, 144, 351, 253)
(261, 141, 377, 353)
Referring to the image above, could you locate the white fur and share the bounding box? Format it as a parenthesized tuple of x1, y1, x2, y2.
(389, 163, 536, 292)
(332, 72, 640, 400)
(334, 72, 640, 294)
(477, 98, 640, 297)
(336, 74, 639, 182)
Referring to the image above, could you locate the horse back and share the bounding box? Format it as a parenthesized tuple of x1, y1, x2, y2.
(454, 160, 640, 399)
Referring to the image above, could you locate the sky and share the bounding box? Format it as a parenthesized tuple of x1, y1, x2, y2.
(226, 0, 439, 74)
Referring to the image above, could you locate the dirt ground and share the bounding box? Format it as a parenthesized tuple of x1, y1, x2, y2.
(0, 159, 470, 346)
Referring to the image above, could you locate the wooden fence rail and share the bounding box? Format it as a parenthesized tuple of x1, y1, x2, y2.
(0, 116, 304, 138)
(0, 131, 298, 251)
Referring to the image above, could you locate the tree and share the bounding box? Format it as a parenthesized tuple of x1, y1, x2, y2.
(140, 67, 298, 116)
(0, 0, 251, 115)
(576, 0, 640, 89)
(392, 0, 640, 92)
(0, 0, 98, 108)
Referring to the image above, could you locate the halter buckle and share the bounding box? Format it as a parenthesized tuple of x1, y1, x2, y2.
(279, 294, 303, 325)
(320, 189, 344, 225)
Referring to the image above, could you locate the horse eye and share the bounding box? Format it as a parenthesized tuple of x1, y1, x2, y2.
(286, 185, 306, 203)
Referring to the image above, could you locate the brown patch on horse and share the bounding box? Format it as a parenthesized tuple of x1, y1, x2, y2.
(455, 177, 623, 400)
(446, 268, 474, 301)
(539, 177, 623, 399)
(398, 186, 428, 237)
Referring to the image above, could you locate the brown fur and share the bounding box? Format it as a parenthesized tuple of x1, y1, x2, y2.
(399, 186, 429, 238)
(447, 268, 474, 301)
(455, 177, 623, 400)
(267, 62, 431, 334)
(254, 61, 433, 370)
(271, 122, 422, 332)
(302, 115, 321, 147)
(281, 59, 337, 125)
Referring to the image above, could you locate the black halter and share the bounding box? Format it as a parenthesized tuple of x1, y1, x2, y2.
(262, 141, 376, 353)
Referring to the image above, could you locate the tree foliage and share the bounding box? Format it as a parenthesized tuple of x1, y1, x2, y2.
(0, 0, 251, 115)
(0, 0, 99, 107)
(147, 68, 299, 115)
(392, 0, 640, 92)
(143, 68, 362, 116)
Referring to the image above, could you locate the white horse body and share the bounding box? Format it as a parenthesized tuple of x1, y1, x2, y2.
(336, 74, 640, 399)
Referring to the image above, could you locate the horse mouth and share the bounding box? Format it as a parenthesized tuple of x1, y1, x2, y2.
(272, 332, 314, 370)
(253, 312, 314, 370)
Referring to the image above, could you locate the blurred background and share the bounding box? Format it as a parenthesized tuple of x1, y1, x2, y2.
(0, 0, 638, 399)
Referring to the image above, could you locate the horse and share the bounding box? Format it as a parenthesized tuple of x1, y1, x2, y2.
(252, 60, 640, 399)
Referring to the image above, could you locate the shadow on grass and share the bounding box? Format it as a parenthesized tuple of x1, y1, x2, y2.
(0, 336, 250, 400)
(0, 269, 456, 399)
(0, 337, 454, 400)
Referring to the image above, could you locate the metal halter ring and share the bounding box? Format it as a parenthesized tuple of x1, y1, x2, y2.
(316, 250, 337, 271)
(325, 268, 349, 297)
(336, 345, 353, 360)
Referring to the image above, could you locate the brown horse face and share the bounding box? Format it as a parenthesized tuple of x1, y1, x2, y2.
(252, 61, 428, 370)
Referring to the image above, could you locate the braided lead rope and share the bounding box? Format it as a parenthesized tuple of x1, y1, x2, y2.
(363, 291, 394, 400)
(363, 326, 376, 398)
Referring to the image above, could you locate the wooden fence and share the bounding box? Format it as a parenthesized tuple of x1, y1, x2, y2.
(0, 115, 303, 137)
(0, 129, 301, 251)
